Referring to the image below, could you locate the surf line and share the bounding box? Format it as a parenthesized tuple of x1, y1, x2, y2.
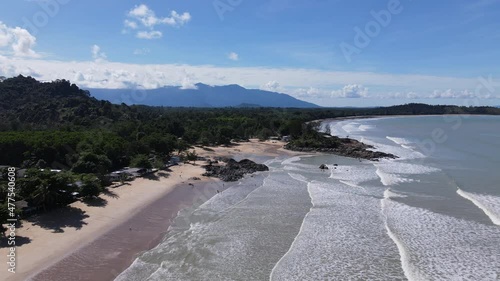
(381, 189, 427, 281)
(269, 178, 313, 280)
(457, 188, 500, 226)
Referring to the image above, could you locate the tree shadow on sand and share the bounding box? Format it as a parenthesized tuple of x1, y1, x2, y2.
(82, 197, 108, 207)
(143, 173, 160, 181)
(0, 235, 32, 248)
(157, 172, 170, 178)
(26, 206, 89, 233)
(102, 188, 119, 199)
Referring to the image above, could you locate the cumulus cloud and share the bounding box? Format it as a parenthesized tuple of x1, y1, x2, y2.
(379, 91, 420, 99)
(332, 84, 368, 98)
(1, 55, 499, 105)
(124, 20, 138, 30)
(180, 70, 198, 90)
(261, 80, 282, 92)
(123, 4, 191, 39)
(137, 31, 162, 39)
(91, 45, 107, 62)
(430, 89, 480, 99)
(0, 21, 39, 58)
(228, 52, 239, 61)
(292, 87, 329, 98)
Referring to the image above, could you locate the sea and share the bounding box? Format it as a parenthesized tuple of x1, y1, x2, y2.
(116, 115, 500, 281)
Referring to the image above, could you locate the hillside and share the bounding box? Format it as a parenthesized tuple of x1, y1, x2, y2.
(88, 83, 319, 108)
(0, 75, 499, 170)
(0, 76, 137, 130)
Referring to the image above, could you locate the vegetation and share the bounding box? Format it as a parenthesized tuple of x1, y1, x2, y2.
(1, 75, 499, 218)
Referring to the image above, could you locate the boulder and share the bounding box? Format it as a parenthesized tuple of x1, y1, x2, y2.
(203, 158, 269, 182)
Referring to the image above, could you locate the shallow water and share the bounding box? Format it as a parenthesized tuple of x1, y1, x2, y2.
(117, 115, 500, 281)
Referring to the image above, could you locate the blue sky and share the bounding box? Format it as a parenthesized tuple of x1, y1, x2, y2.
(1, 0, 500, 106)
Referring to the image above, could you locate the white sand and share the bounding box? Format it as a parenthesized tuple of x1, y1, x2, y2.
(0, 165, 206, 281)
(0, 139, 291, 281)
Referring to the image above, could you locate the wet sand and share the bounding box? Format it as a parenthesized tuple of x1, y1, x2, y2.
(32, 179, 223, 281)
(0, 139, 292, 281)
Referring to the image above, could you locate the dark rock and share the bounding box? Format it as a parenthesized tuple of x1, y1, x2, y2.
(203, 158, 269, 182)
(319, 164, 328, 170)
(189, 177, 201, 181)
(284, 138, 397, 161)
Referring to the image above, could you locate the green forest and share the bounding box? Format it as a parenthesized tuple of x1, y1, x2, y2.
(1, 75, 499, 223)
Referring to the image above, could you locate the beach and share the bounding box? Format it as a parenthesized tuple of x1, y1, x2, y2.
(0, 139, 288, 281)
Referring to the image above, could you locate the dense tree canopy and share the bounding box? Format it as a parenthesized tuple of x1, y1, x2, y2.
(1, 76, 499, 217)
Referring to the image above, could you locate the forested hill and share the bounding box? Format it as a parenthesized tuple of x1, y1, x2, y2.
(0, 76, 137, 130)
(0, 75, 499, 170)
(1, 75, 500, 132)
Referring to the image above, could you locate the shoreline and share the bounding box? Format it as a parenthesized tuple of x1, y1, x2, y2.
(1, 139, 291, 281)
(32, 178, 223, 281)
(0, 164, 208, 281)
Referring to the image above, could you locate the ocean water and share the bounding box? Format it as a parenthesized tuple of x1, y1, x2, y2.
(117, 115, 500, 281)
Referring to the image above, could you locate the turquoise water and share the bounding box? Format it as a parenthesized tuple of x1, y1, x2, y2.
(117, 115, 500, 281)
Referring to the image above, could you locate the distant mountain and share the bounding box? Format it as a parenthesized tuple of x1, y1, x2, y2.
(88, 83, 319, 108)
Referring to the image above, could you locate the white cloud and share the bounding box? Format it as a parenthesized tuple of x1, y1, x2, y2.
(261, 80, 282, 92)
(124, 20, 138, 29)
(91, 45, 107, 62)
(332, 84, 368, 98)
(228, 52, 239, 61)
(430, 89, 488, 99)
(136, 31, 162, 39)
(180, 71, 198, 90)
(163, 11, 192, 26)
(291, 87, 331, 99)
(0, 56, 499, 104)
(0, 21, 39, 58)
(123, 4, 191, 39)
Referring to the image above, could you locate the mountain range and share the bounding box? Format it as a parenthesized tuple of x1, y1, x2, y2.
(88, 83, 319, 108)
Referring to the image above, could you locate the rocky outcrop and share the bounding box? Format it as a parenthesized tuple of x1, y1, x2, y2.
(203, 159, 269, 182)
(285, 138, 397, 161)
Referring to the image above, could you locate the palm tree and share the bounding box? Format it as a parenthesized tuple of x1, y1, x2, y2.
(20, 170, 74, 211)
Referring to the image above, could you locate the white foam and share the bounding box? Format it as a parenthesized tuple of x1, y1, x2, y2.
(287, 173, 310, 183)
(375, 167, 413, 186)
(382, 195, 500, 280)
(457, 189, 500, 226)
(270, 181, 313, 280)
(386, 136, 413, 146)
(271, 181, 405, 280)
(329, 164, 379, 185)
(341, 122, 362, 134)
(381, 190, 424, 281)
(339, 180, 366, 191)
(363, 137, 426, 160)
(384, 188, 407, 199)
(327, 122, 345, 137)
(359, 124, 375, 131)
(374, 161, 439, 186)
(119, 172, 311, 281)
(115, 258, 160, 281)
(281, 156, 302, 165)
